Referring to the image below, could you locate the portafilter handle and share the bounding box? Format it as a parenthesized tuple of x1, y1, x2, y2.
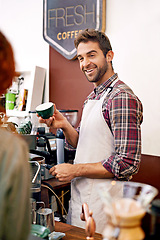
(41, 164, 53, 170)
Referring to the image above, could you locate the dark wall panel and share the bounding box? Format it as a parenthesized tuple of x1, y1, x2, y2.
(49, 46, 93, 126)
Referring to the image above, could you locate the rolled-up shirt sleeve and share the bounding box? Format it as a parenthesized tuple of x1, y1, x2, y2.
(101, 91, 143, 180)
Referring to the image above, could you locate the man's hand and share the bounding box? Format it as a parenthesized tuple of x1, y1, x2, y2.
(49, 163, 76, 182)
(37, 103, 79, 148)
(38, 103, 67, 130)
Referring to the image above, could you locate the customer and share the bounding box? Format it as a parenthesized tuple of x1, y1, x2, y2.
(39, 29, 143, 233)
(0, 31, 31, 240)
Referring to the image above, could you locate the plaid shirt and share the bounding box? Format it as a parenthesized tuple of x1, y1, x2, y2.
(66, 73, 143, 180)
(83, 73, 143, 180)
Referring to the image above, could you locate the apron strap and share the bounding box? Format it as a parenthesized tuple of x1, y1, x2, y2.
(101, 78, 119, 101)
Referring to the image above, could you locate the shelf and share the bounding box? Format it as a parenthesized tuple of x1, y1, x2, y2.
(5, 66, 46, 118)
(6, 110, 29, 117)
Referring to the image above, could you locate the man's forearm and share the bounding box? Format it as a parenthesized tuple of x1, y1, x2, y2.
(74, 162, 114, 179)
(62, 121, 79, 148)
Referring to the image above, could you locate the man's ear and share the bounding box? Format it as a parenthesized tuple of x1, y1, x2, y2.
(106, 50, 114, 62)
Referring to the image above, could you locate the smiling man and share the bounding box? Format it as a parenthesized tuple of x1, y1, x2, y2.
(39, 29, 143, 233)
(77, 41, 112, 85)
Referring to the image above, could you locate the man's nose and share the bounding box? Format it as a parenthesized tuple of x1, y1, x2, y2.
(82, 57, 90, 68)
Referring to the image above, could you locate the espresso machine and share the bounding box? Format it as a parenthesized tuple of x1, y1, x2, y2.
(28, 109, 78, 176)
(21, 109, 78, 182)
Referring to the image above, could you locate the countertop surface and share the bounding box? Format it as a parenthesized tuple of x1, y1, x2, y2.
(55, 221, 102, 240)
(28, 221, 102, 240)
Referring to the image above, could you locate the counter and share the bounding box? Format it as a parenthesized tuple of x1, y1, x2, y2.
(55, 221, 102, 240)
(28, 221, 102, 240)
(28, 221, 154, 240)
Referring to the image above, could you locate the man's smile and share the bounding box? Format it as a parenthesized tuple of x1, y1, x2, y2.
(83, 66, 97, 76)
(86, 69, 93, 73)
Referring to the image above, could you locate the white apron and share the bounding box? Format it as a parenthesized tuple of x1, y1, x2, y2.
(67, 80, 118, 234)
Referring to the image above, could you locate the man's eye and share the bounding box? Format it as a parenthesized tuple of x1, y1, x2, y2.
(78, 57, 83, 62)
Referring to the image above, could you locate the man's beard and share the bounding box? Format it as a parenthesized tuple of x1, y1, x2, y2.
(84, 61, 108, 83)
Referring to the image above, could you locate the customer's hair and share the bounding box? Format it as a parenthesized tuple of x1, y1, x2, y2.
(74, 29, 112, 57)
(0, 31, 15, 93)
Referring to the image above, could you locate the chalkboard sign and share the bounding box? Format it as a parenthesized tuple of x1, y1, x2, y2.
(43, 0, 106, 60)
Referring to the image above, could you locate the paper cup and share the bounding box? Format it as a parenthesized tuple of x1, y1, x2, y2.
(36, 102, 54, 119)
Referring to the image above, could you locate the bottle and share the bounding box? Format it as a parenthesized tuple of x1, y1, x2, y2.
(56, 129, 65, 164)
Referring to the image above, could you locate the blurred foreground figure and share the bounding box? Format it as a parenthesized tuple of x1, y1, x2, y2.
(0, 31, 31, 240)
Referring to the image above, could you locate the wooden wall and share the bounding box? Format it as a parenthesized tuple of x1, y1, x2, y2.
(49, 47, 93, 127)
(132, 154, 160, 199)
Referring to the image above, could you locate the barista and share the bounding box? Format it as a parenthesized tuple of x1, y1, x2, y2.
(38, 29, 143, 233)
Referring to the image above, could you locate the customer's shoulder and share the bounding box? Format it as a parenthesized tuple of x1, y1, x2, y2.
(0, 127, 27, 149)
(0, 128, 29, 177)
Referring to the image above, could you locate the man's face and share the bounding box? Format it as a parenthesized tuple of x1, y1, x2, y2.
(77, 41, 108, 86)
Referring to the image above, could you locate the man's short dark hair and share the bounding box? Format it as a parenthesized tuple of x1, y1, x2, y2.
(74, 29, 112, 57)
